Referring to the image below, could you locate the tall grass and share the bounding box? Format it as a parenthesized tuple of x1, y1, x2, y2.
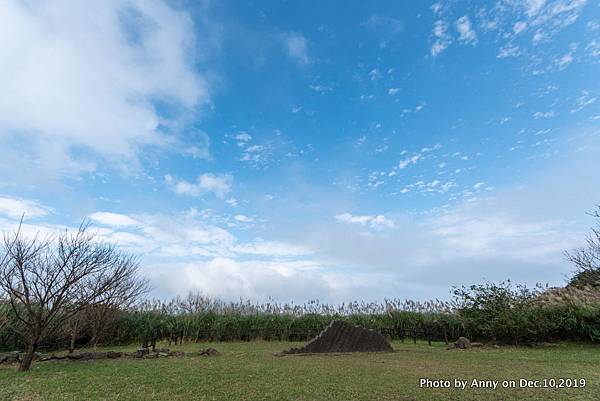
(110, 296, 460, 345)
(2, 283, 600, 351)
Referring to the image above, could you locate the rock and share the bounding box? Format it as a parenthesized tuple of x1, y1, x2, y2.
(280, 320, 394, 355)
(199, 347, 221, 356)
(0, 351, 21, 364)
(67, 352, 108, 360)
(39, 354, 66, 362)
(106, 351, 122, 359)
(168, 351, 185, 357)
(131, 348, 149, 358)
(454, 337, 472, 349)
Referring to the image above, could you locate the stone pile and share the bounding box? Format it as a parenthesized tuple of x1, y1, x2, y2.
(0, 348, 192, 364)
(280, 320, 394, 355)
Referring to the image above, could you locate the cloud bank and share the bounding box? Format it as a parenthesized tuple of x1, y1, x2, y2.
(0, 0, 210, 177)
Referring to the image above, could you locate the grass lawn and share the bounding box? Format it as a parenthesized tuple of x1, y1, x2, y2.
(1, 341, 599, 401)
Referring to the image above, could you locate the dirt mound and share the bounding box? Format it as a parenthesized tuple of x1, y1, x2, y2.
(280, 320, 394, 354)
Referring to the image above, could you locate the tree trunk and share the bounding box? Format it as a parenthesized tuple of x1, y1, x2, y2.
(18, 339, 38, 372)
(90, 333, 98, 350)
(69, 319, 79, 354)
(69, 331, 76, 354)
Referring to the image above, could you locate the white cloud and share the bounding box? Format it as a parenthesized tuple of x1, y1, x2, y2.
(0, 196, 51, 219)
(455, 15, 477, 45)
(525, 0, 547, 17)
(335, 213, 395, 230)
(240, 144, 271, 166)
(528, 0, 586, 44)
(513, 21, 528, 34)
(166, 173, 233, 199)
(586, 40, 600, 58)
(309, 82, 334, 94)
(555, 44, 577, 69)
(455, 0, 586, 70)
(571, 91, 596, 113)
(1, 137, 598, 303)
(398, 154, 420, 169)
(402, 102, 427, 115)
(362, 14, 404, 36)
(431, 3, 443, 14)
(146, 257, 389, 302)
(388, 88, 400, 95)
(0, 202, 375, 302)
(430, 20, 451, 56)
(181, 131, 211, 160)
(368, 69, 382, 81)
(235, 132, 252, 142)
(84, 209, 239, 257)
(297, 135, 600, 300)
(533, 110, 556, 119)
(234, 214, 252, 223)
(0, 0, 211, 176)
(233, 239, 312, 257)
(89, 212, 140, 227)
(497, 44, 521, 58)
(226, 198, 239, 207)
(282, 32, 309, 66)
(335, 213, 372, 225)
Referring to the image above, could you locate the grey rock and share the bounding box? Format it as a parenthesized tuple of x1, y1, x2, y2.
(0, 351, 21, 364)
(454, 337, 472, 349)
(199, 347, 221, 356)
(131, 348, 149, 358)
(67, 352, 108, 360)
(39, 354, 66, 362)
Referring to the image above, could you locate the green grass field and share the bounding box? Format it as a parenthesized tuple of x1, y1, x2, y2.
(1, 341, 599, 401)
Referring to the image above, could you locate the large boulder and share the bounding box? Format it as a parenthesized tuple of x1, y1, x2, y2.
(454, 337, 472, 349)
(280, 320, 394, 355)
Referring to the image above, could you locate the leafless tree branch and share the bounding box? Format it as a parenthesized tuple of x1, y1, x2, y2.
(0, 220, 149, 371)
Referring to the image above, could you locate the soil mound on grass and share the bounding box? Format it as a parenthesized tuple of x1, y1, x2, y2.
(281, 320, 394, 354)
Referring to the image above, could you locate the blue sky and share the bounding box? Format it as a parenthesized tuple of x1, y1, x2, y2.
(0, 0, 599, 303)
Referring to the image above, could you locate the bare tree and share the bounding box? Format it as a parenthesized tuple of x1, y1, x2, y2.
(566, 206, 600, 288)
(85, 269, 149, 349)
(64, 309, 85, 354)
(0, 221, 149, 371)
(176, 291, 215, 314)
(0, 299, 8, 332)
